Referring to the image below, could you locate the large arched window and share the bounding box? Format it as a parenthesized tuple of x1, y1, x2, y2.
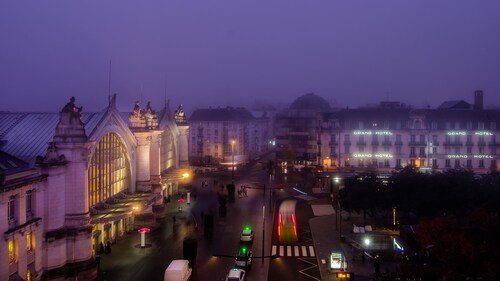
(88, 133, 130, 207)
(160, 128, 175, 171)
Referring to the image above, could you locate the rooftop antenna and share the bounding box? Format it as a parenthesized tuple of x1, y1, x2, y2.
(108, 60, 112, 105)
(164, 75, 168, 109)
(140, 83, 143, 106)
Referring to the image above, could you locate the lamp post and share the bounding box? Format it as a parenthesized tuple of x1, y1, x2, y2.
(231, 140, 235, 184)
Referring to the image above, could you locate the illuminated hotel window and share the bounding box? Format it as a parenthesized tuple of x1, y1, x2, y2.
(161, 129, 176, 171)
(88, 133, 130, 207)
(26, 231, 34, 252)
(8, 239, 16, 264)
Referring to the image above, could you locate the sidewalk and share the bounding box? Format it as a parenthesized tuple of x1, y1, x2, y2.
(310, 211, 374, 281)
(98, 194, 194, 281)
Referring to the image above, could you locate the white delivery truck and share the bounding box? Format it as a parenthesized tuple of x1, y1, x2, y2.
(164, 260, 192, 281)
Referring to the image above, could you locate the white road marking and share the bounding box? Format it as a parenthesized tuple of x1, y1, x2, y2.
(294, 246, 300, 256)
(287, 246, 292, 257)
(279, 246, 284, 257)
(272, 245, 277, 256)
(301, 246, 307, 256)
(309, 246, 315, 257)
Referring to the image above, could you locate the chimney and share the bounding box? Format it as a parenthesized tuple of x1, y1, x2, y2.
(474, 90, 483, 110)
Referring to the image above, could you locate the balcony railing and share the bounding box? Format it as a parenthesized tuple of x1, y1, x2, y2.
(443, 142, 462, 146)
(466, 141, 474, 146)
(356, 141, 367, 146)
(382, 141, 392, 146)
(409, 153, 417, 158)
(343, 141, 351, 145)
(408, 141, 427, 146)
(395, 141, 403, 145)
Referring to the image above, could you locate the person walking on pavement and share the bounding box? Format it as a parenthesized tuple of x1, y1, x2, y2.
(173, 215, 176, 225)
(99, 242, 105, 255)
(106, 241, 111, 254)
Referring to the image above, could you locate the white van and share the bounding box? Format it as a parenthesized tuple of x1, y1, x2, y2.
(164, 260, 192, 281)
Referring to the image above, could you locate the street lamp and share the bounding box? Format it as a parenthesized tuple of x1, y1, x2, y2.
(133, 205, 140, 229)
(231, 140, 236, 184)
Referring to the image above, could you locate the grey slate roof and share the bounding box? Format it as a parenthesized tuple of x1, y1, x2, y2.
(189, 107, 255, 122)
(0, 111, 108, 167)
(0, 150, 30, 175)
(438, 100, 472, 110)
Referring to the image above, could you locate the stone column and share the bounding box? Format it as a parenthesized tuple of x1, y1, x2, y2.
(177, 125, 189, 167)
(135, 132, 152, 192)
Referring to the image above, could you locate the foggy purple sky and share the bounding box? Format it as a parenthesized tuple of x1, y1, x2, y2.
(1, 1, 500, 113)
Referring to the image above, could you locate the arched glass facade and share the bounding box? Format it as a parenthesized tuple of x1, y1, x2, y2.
(88, 133, 130, 207)
(160, 128, 176, 171)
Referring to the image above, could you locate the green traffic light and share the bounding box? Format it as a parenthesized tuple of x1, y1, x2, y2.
(241, 247, 247, 254)
(244, 225, 251, 231)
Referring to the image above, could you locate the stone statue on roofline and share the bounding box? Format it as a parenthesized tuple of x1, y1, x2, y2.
(53, 97, 87, 142)
(59, 96, 84, 126)
(174, 104, 187, 124)
(62, 96, 83, 115)
(132, 101, 142, 117)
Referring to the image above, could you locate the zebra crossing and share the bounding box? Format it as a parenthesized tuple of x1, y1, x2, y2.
(272, 245, 316, 258)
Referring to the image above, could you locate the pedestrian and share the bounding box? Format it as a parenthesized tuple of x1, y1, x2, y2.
(106, 241, 112, 254)
(173, 215, 176, 225)
(95, 254, 101, 271)
(99, 242, 105, 255)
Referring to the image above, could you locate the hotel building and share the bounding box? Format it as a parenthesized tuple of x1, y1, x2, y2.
(276, 91, 500, 173)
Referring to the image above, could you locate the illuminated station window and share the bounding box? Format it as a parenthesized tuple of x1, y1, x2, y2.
(88, 133, 130, 207)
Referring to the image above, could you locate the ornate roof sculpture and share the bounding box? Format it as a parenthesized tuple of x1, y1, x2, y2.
(128, 101, 159, 130)
(174, 104, 188, 125)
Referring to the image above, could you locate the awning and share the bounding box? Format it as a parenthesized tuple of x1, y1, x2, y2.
(90, 211, 132, 225)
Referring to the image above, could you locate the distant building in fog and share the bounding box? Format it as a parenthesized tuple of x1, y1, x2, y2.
(188, 106, 272, 165)
(0, 96, 188, 280)
(277, 91, 500, 174)
(274, 93, 335, 166)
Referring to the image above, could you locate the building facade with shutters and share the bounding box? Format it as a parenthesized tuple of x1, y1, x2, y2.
(277, 91, 500, 174)
(188, 106, 272, 166)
